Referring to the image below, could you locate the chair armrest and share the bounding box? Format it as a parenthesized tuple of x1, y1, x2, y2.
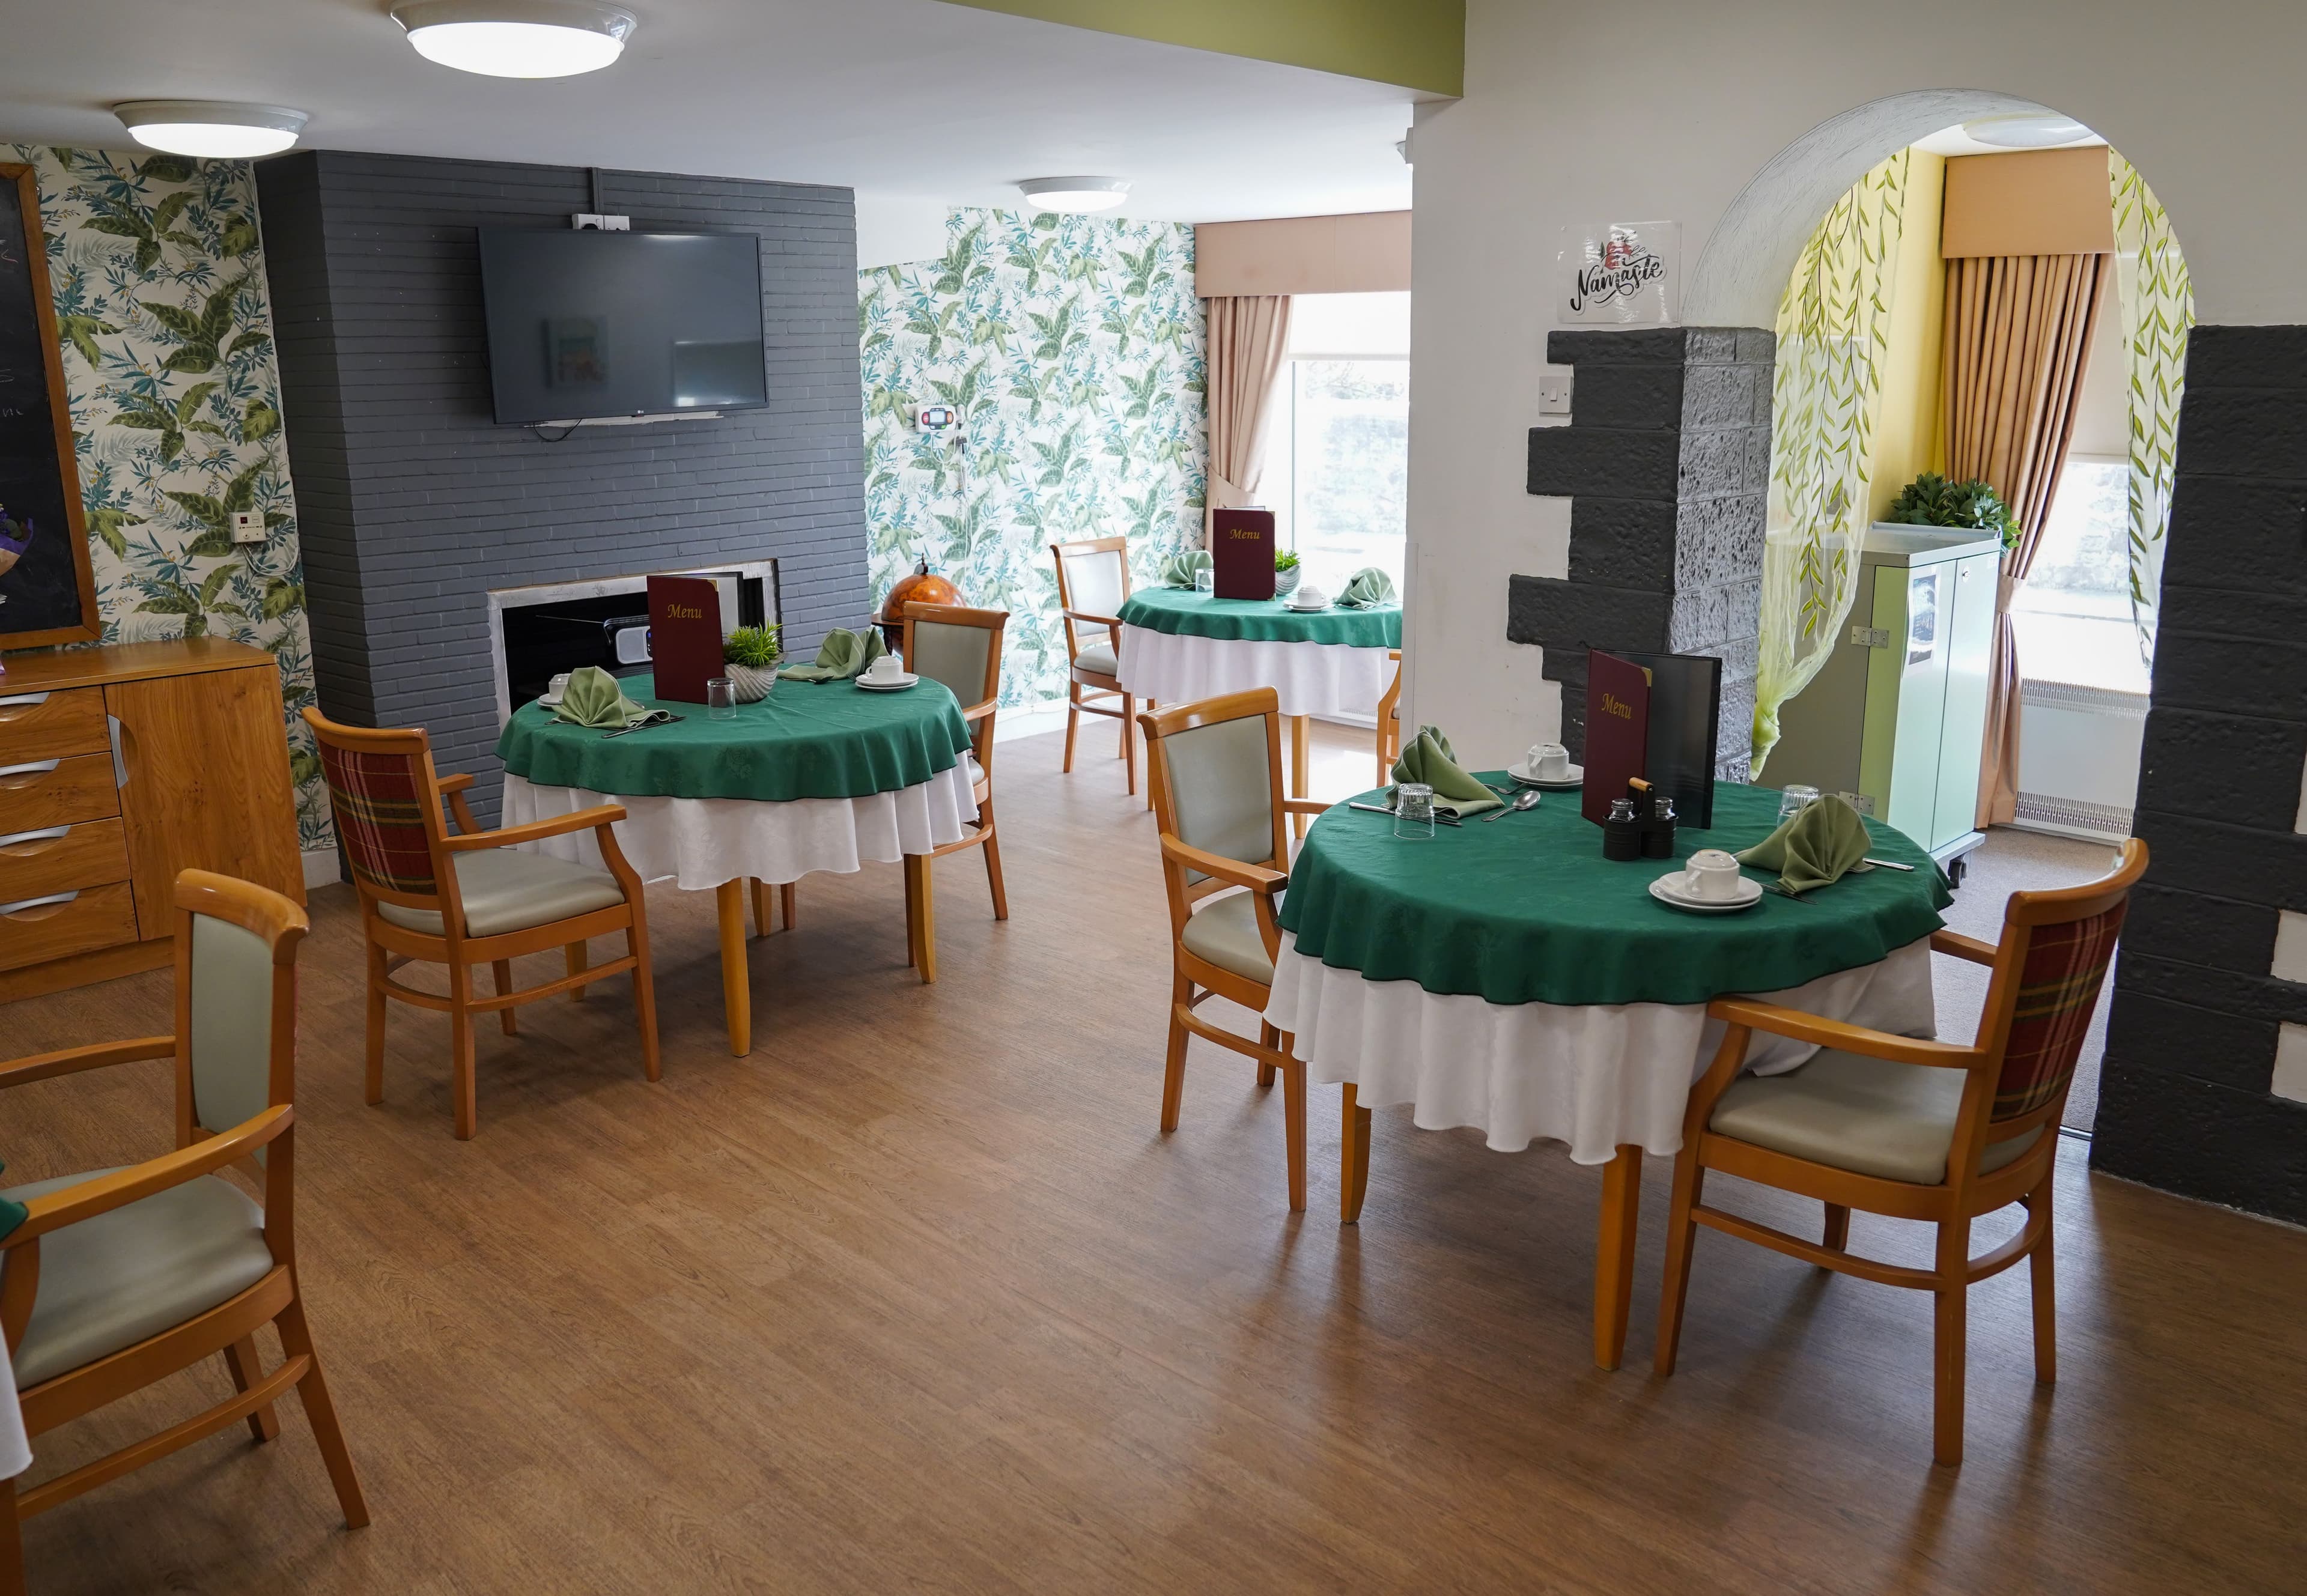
(437, 772, 475, 795)
(436, 772, 482, 833)
(442, 804, 628, 852)
(5, 1105, 292, 1244)
(1063, 609, 1123, 630)
(1707, 997, 1983, 1070)
(1930, 929, 1999, 966)
(0, 1037, 174, 1091)
(1158, 835, 1286, 895)
(1281, 799, 1330, 816)
(960, 699, 998, 724)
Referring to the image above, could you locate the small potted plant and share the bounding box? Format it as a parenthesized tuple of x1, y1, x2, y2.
(1882, 473, 2019, 553)
(722, 622, 782, 702)
(1273, 548, 1302, 598)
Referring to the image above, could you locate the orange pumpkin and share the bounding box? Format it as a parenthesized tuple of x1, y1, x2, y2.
(881, 556, 961, 622)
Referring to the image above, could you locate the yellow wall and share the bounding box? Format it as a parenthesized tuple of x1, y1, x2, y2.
(1866, 148, 1947, 519)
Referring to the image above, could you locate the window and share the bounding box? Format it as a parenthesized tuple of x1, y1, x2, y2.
(1263, 292, 1409, 590)
(2010, 456, 2148, 694)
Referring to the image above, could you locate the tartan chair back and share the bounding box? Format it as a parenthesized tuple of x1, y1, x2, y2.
(315, 739, 440, 898)
(1989, 893, 2129, 1122)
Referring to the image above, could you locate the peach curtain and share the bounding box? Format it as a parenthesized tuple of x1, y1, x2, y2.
(1941, 253, 2107, 828)
(1203, 294, 1293, 535)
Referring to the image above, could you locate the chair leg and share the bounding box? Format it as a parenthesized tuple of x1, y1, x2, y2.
(565, 939, 589, 1002)
(1144, 700, 1157, 810)
(1063, 689, 1080, 774)
(1653, 1155, 1707, 1376)
(1933, 1216, 1971, 1466)
(980, 809, 1009, 921)
(1822, 1202, 1850, 1255)
(491, 960, 518, 1036)
(1291, 715, 1312, 839)
(364, 938, 388, 1106)
(1160, 975, 1191, 1133)
(1340, 1082, 1372, 1223)
(1256, 1022, 1279, 1090)
(223, 1335, 281, 1443)
(628, 914, 662, 1084)
(1122, 694, 1137, 795)
(448, 963, 478, 1141)
(1281, 1056, 1307, 1213)
(2028, 1177, 2057, 1385)
(273, 1296, 370, 1531)
(0, 1474, 22, 1596)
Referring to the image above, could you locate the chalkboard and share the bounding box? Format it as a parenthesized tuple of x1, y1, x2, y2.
(0, 163, 98, 651)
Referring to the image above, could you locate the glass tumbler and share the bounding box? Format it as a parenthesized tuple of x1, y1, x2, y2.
(1394, 781, 1436, 840)
(706, 676, 737, 721)
(1195, 568, 1214, 594)
(1778, 783, 1821, 824)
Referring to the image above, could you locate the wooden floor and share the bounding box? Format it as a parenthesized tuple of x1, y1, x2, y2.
(5, 720, 2302, 1594)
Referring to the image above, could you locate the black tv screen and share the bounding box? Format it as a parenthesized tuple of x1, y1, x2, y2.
(476, 228, 767, 425)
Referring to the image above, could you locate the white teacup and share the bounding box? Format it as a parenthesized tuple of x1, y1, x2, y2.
(545, 672, 571, 702)
(1290, 584, 1329, 609)
(1527, 742, 1572, 781)
(863, 654, 905, 682)
(1682, 848, 1745, 902)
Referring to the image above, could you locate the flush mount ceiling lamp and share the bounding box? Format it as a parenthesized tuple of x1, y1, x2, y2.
(1962, 112, 2094, 149)
(1018, 177, 1130, 216)
(391, 1, 637, 79)
(113, 101, 308, 159)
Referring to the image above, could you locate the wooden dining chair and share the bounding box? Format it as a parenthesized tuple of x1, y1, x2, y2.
(0, 871, 368, 1580)
(898, 601, 1011, 983)
(1138, 688, 1328, 1212)
(1653, 839, 2148, 1466)
(1374, 649, 1404, 786)
(303, 706, 660, 1139)
(1048, 535, 1141, 795)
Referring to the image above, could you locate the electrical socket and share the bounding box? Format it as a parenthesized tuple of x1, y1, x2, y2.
(231, 511, 265, 545)
(570, 213, 630, 231)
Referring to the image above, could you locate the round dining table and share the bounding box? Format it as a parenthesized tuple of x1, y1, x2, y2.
(496, 672, 978, 1057)
(1117, 588, 1402, 826)
(1261, 779, 1952, 1368)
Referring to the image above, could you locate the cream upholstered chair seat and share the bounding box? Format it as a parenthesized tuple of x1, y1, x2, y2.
(2, 1169, 272, 1390)
(1075, 637, 1119, 676)
(1710, 1049, 2045, 1186)
(1180, 890, 1281, 985)
(374, 849, 626, 939)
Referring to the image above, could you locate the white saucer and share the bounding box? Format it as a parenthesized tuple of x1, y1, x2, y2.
(856, 673, 919, 691)
(1507, 759, 1583, 790)
(1648, 873, 1763, 914)
(538, 693, 564, 708)
(1285, 599, 1329, 613)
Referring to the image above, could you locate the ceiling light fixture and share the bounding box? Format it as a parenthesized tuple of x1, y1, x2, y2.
(113, 101, 308, 159)
(391, 1, 637, 79)
(1961, 112, 2094, 150)
(1018, 177, 1129, 216)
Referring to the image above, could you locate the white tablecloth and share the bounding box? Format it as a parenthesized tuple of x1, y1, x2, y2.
(501, 762, 979, 891)
(1118, 625, 1393, 719)
(1262, 931, 1936, 1165)
(0, 1337, 24, 1478)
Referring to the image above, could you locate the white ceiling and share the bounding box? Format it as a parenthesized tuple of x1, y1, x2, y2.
(0, 0, 1420, 223)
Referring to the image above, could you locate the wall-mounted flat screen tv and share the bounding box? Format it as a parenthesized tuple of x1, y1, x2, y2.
(477, 228, 768, 425)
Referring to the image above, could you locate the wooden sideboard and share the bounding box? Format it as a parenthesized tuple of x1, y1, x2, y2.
(0, 639, 303, 1000)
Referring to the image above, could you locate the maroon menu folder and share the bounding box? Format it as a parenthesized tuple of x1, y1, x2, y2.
(1211, 508, 1276, 600)
(1580, 649, 1653, 824)
(646, 575, 724, 703)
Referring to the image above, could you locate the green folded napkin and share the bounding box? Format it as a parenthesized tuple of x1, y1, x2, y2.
(0, 1163, 23, 1240)
(777, 626, 889, 682)
(553, 666, 651, 729)
(1390, 724, 1501, 816)
(1336, 566, 1396, 608)
(1737, 793, 1874, 896)
(1156, 550, 1212, 588)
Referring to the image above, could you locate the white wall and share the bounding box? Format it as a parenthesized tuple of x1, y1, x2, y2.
(1407, 0, 2307, 764)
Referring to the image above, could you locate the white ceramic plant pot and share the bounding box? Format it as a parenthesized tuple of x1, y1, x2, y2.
(1273, 565, 1301, 598)
(724, 662, 778, 702)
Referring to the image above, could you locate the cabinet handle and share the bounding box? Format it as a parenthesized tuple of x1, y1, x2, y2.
(0, 759, 62, 788)
(0, 825, 70, 854)
(0, 693, 52, 715)
(0, 890, 77, 919)
(109, 714, 127, 789)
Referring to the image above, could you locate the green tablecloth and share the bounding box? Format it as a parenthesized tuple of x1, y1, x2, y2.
(1119, 587, 1403, 648)
(497, 673, 973, 802)
(1277, 781, 1951, 1008)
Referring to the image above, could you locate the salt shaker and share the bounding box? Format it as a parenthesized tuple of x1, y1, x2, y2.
(1602, 796, 1643, 861)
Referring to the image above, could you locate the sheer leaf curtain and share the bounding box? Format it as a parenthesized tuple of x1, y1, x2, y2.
(1203, 295, 1293, 536)
(2109, 151, 2193, 672)
(1942, 252, 2107, 828)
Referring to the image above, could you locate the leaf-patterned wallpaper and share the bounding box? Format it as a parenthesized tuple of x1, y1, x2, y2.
(860, 208, 1207, 706)
(10, 145, 330, 852)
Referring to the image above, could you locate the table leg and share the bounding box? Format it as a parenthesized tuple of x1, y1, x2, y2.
(780, 881, 797, 932)
(1594, 1144, 1643, 1370)
(714, 880, 750, 1057)
(1291, 714, 1311, 837)
(913, 855, 938, 984)
(1144, 699, 1157, 810)
(749, 877, 771, 938)
(1340, 1083, 1372, 1223)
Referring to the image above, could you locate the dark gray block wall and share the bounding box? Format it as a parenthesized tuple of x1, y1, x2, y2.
(255, 150, 869, 824)
(2093, 324, 2307, 1224)
(1507, 327, 1773, 779)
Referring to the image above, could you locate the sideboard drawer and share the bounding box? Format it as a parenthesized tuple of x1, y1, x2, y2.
(0, 881, 139, 974)
(0, 818, 131, 905)
(0, 688, 109, 764)
(0, 753, 120, 831)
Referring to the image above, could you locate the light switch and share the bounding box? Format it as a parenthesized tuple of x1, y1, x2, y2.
(231, 511, 264, 545)
(1537, 366, 1573, 415)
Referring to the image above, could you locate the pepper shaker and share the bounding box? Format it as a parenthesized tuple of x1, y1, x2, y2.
(1641, 793, 1678, 859)
(1602, 796, 1643, 861)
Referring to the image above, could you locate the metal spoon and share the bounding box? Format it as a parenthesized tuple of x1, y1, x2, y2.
(1482, 788, 1543, 822)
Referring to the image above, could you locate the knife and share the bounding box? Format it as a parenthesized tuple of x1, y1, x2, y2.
(1347, 801, 1462, 828)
